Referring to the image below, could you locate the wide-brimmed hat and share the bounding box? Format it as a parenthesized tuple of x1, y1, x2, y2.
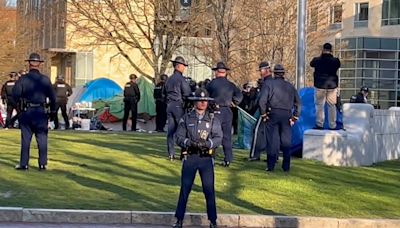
(258, 61, 270, 71)
(188, 88, 214, 101)
(25, 53, 44, 62)
(171, 56, 188, 66)
(273, 64, 285, 73)
(212, 62, 230, 71)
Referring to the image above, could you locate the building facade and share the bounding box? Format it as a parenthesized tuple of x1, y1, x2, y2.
(324, 0, 400, 109)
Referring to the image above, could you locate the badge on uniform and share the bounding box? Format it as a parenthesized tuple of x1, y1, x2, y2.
(206, 123, 210, 129)
(200, 130, 209, 140)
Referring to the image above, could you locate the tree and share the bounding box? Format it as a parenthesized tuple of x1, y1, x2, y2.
(67, 0, 204, 81)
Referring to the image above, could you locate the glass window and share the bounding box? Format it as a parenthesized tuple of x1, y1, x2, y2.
(382, 0, 400, 26)
(364, 38, 380, 49)
(362, 70, 379, 78)
(380, 38, 398, 50)
(341, 39, 357, 49)
(380, 70, 397, 78)
(342, 60, 356, 68)
(362, 79, 379, 88)
(341, 90, 356, 99)
(355, 3, 369, 27)
(380, 61, 397, 69)
(363, 60, 379, 68)
(379, 80, 396, 89)
(380, 51, 396, 59)
(365, 51, 379, 58)
(309, 8, 318, 32)
(330, 5, 343, 29)
(379, 91, 397, 100)
(341, 79, 355, 88)
(340, 70, 355, 78)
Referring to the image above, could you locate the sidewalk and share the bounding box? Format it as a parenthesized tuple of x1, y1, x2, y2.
(1, 208, 400, 228)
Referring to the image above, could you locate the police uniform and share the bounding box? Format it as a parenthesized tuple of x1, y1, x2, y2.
(154, 74, 168, 132)
(249, 62, 274, 160)
(350, 86, 368, 104)
(258, 64, 301, 172)
(1, 73, 18, 128)
(53, 77, 72, 129)
(206, 62, 243, 166)
(12, 53, 56, 170)
(123, 75, 141, 131)
(173, 89, 222, 228)
(164, 56, 191, 160)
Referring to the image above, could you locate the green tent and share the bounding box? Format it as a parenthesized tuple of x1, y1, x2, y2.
(92, 77, 156, 122)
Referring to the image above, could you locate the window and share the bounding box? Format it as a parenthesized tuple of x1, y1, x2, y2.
(382, 0, 400, 26)
(355, 3, 369, 27)
(75, 52, 94, 87)
(329, 5, 343, 29)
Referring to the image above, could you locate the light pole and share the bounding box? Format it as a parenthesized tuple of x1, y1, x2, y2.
(296, 0, 307, 90)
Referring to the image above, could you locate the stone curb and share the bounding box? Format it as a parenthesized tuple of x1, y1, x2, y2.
(1, 207, 400, 227)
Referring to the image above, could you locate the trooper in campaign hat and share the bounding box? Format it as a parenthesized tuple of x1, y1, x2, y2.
(273, 64, 286, 74)
(212, 62, 230, 71)
(171, 56, 188, 67)
(25, 53, 45, 63)
(173, 87, 222, 228)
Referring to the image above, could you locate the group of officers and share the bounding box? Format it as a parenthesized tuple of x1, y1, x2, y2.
(161, 56, 300, 228)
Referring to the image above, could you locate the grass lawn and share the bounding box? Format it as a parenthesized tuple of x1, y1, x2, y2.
(0, 130, 399, 219)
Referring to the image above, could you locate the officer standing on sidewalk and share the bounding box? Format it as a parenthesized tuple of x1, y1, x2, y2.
(172, 88, 222, 228)
(258, 64, 301, 173)
(206, 62, 243, 167)
(12, 53, 56, 171)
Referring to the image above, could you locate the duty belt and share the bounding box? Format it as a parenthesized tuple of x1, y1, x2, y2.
(188, 148, 213, 157)
(26, 103, 45, 108)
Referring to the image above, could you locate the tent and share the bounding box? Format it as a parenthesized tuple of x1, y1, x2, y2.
(79, 78, 123, 103)
(235, 87, 343, 155)
(93, 77, 156, 122)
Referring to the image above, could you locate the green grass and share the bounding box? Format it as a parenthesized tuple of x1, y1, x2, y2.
(0, 130, 399, 219)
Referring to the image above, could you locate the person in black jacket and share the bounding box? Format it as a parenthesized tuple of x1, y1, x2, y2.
(123, 74, 140, 131)
(310, 43, 341, 130)
(154, 74, 168, 132)
(1, 72, 18, 128)
(53, 75, 73, 130)
(350, 86, 369, 104)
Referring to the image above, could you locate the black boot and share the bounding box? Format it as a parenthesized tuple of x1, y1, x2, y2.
(15, 165, 28, 171)
(172, 220, 183, 228)
(210, 222, 218, 228)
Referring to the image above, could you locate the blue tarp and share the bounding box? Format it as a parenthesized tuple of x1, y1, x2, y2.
(79, 78, 123, 103)
(235, 87, 343, 155)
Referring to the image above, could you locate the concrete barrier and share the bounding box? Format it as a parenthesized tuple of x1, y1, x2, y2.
(303, 103, 400, 167)
(1, 207, 400, 227)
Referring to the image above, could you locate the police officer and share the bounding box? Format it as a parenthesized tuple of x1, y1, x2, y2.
(154, 74, 168, 132)
(350, 86, 369, 104)
(164, 56, 191, 160)
(173, 88, 222, 228)
(123, 74, 141, 131)
(206, 62, 243, 167)
(12, 53, 56, 170)
(1, 72, 18, 128)
(53, 75, 73, 130)
(249, 62, 273, 161)
(258, 64, 301, 173)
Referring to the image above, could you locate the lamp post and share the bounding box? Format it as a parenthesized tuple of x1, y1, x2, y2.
(296, 0, 307, 89)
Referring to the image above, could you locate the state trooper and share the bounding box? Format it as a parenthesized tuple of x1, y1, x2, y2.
(1, 72, 18, 128)
(249, 61, 273, 161)
(164, 56, 191, 161)
(350, 86, 369, 104)
(53, 75, 73, 130)
(173, 88, 222, 228)
(154, 74, 168, 132)
(206, 62, 243, 167)
(123, 74, 141, 131)
(12, 53, 56, 171)
(258, 64, 301, 173)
